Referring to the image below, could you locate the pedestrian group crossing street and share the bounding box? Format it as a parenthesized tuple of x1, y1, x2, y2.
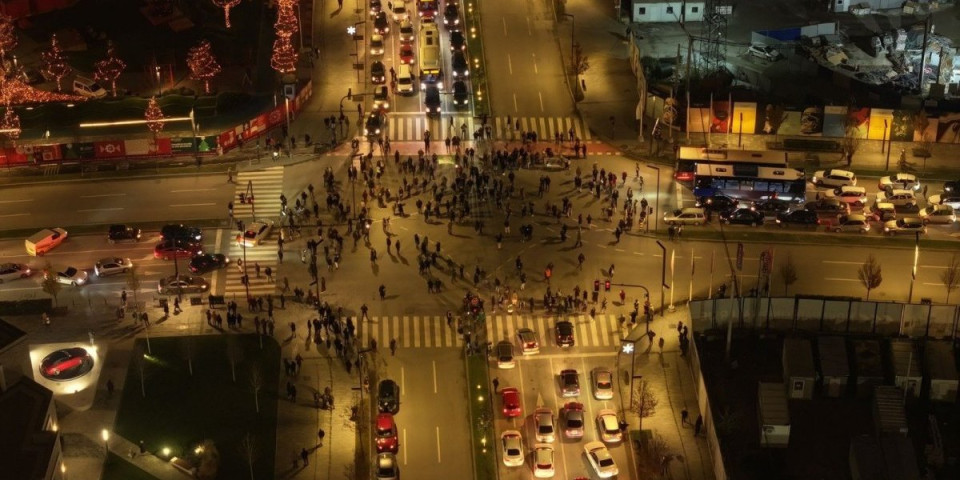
(358, 313, 629, 349)
(223, 166, 285, 298)
(384, 114, 593, 142)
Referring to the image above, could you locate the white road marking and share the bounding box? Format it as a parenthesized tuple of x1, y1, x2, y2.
(169, 203, 216, 207)
(78, 208, 124, 212)
(432, 360, 437, 394)
(507, 54, 512, 75)
(436, 426, 442, 463)
(527, 16, 532, 36)
(922, 282, 946, 286)
(538, 91, 544, 112)
(402, 367, 406, 397)
(170, 188, 216, 193)
(0, 213, 29, 217)
(825, 277, 860, 282)
(513, 94, 518, 112)
(403, 428, 408, 465)
(502, 17, 507, 36)
(532, 53, 538, 74)
(822, 260, 862, 265)
(534, 351, 618, 360)
(80, 194, 126, 198)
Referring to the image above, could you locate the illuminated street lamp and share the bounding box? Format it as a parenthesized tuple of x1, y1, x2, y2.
(101, 429, 110, 453)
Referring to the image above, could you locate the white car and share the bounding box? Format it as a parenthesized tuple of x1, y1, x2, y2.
(47, 267, 88, 286)
(94, 257, 133, 277)
(532, 444, 555, 478)
(501, 430, 524, 467)
(374, 452, 399, 480)
(920, 204, 956, 224)
(879, 173, 920, 191)
(592, 368, 614, 400)
(748, 44, 781, 61)
(883, 218, 927, 236)
(517, 328, 540, 355)
(584, 441, 618, 478)
(812, 169, 857, 189)
(391, 3, 408, 22)
(236, 220, 274, 247)
(826, 185, 867, 207)
(876, 188, 917, 208)
(928, 193, 960, 210)
(0, 263, 32, 284)
(664, 207, 706, 226)
(596, 409, 623, 443)
(534, 408, 556, 443)
(398, 19, 414, 43)
(369, 34, 385, 55)
(496, 340, 516, 369)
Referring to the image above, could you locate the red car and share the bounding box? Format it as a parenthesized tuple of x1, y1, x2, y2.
(501, 387, 522, 418)
(153, 240, 203, 260)
(376, 413, 399, 453)
(399, 44, 415, 65)
(40, 348, 92, 378)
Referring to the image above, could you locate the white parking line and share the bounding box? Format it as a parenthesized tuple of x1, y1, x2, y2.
(80, 193, 126, 198)
(824, 277, 860, 282)
(78, 208, 123, 212)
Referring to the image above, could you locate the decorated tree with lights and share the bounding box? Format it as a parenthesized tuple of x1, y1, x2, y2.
(94, 41, 127, 97)
(40, 34, 72, 91)
(274, 1, 298, 38)
(1, 106, 21, 141)
(144, 97, 165, 136)
(212, 0, 242, 29)
(270, 36, 297, 74)
(186, 40, 221, 94)
(0, 13, 17, 59)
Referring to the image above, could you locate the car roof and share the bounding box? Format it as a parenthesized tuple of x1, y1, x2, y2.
(826, 169, 854, 177)
(376, 413, 395, 427)
(680, 207, 704, 214)
(843, 214, 867, 221)
(839, 185, 865, 192)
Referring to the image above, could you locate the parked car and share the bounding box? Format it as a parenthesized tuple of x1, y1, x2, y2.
(748, 43, 781, 61)
(561, 402, 584, 438)
(158, 275, 209, 295)
(501, 430, 524, 467)
(375, 413, 399, 453)
(378, 379, 400, 413)
(584, 441, 618, 478)
(555, 320, 574, 347)
(534, 408, 556, 443)
(720, 208, 764, 226)
(812, 169, 856, 188)
(883, 217, 927, 236)
(919, 204, 956, 224)
(0, 263, 31, 284)
(188, 253, 229, 274)
(108, 224, 141, 243)
(532, 444, 555, 478)
(591, 368, 614, 400)
(94, 257, 133, 277)
(596, 409, 623, 443)
(374, 453, 399, 480)
(559, 369, 580, 397)
(501, 387, 522, 418)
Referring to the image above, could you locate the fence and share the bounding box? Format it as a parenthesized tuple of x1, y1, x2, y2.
(689, 297, 960, 339)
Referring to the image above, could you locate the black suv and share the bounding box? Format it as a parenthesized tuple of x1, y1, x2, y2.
(697, 194, 738, 215)
(452, 80, 468, 107)
(108, 224, 141, 243)
(451, 51, 469, 78)
(943, 179, 960, 193)
(378, 379, 400, 413)
(776, 210, 819, 227)
(449, 30, 466, 51)
(424, 85, 441, 116)
(188, 253, 228, 274)
(161, 224, 202, 242)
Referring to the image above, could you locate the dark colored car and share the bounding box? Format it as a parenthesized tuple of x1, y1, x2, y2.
(721, 208, 764, 226)
(374, 11, 390, 34)
(371, 60, 386, 84)
(555, 320, 574, 347)
(365, 113, 383, 136)
(153, 240, 203, 260)
(158, 274, 210, 295)
(560, 369, 580, 397)
(369, 0, 382, 16)
(754, 199, 791, 218)
(451, 51, 469, 78)
(698, 194, 738, 214)
(161, 224, 202, 242)
(943, 179, 960, 193)
(776, 209, 819, 227)
(805, 198, 848, 213)
(108, 224, 141, 243)
(449, 30, 466, 51)
(424, 85, 441, 116)
(452, 80, 468, 107)
(443, 4, 460, 29)
(188, 253, 229, 274)
(378, 379, 400, 414)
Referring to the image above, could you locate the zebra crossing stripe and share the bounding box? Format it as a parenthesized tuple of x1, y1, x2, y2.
(385, 115, 591, 142)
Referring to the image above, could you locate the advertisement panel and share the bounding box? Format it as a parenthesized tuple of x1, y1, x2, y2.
(710, 100, 731, 133)
(0, 148, 29, 166)
(33, 144, 63, 162)
(799, 105, 824, 136)
(220, 127, 240, 151)
(93, 140, 126, 158)
(777, 110, 802, 136)
(687, 107, 711, 133)
(731, 102, 757, 135)
(867, 108, 893, 141)
(756, 104, 787, 134)
(848, 107, 870, 138)
(822, 106, 847, 137)
(914, 112, 937, 142)
(935, 112, 960, 143)
(265, 105, 286, 129)
(890, 110, 914, 141)
(124, 138, 172, 156)
(61, 142, 96, 159)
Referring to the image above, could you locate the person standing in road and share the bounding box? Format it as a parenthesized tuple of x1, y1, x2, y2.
(492, 377, 500, 393)
(694, 414, 703, 436)
(681, 408, 689, 426)
(390, 338, 397, 356)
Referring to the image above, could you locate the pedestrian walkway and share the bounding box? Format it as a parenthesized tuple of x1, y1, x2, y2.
(356, 313, 629, 348)
(233, 165, 285, 220)
(225, 166, 286, 298)
(385, 114, 593, 142)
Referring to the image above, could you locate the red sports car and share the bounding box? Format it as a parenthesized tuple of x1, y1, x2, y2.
(40, 348, 93, 379)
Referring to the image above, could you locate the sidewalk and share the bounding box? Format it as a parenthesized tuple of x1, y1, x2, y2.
(622, 307, 715, 480)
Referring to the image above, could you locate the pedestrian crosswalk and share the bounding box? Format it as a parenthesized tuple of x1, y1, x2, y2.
(357, 314, 626, 349)
(224, 166, 285, 297)
(385, 115, 592, 142)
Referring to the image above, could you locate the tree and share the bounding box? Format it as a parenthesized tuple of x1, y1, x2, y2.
(238, 433, 258, 480)
(186, 40, 221, 94)
(94, 41, 127, 97)
(761, 104, 786, 136)
(778, 252, 799, 296)
(630, 380, 659, 430)
(197, 439, 221, 479)
(248, 365, 263, 413)
(40, 34, 72, 91)
(144, 97, 165, 136)
(40, 261, 62, 306)
(858, 254, 883, 300)
(841, 114, 861, 166)
(940, 254, 960, 304)
(274, 1, 299, 38)
(270, 36, 298, 74)
(1, 107, 21, 141)
(212, 0, 242, 29)
(0, 13, 18, 59)
(636, 433, 683, 480)
(572, 42, 589, 76)
(226, 336, 244, 382)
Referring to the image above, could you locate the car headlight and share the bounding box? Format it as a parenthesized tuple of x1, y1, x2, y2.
(384, 102, 390, 108)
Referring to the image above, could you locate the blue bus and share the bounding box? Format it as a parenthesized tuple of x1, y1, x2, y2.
(692, 163, 807, 203)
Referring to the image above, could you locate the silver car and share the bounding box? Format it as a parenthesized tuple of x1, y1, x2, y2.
(919, 205, 956, 224)
(0, 263, 32, 284)
(592, 368, 614, 400)
(664, 207, 706, 226)
(47, 267, 88, 286)
(158, 275, 209, 295)
(374, 452, 399, 480)
(94, 257, 133, 277)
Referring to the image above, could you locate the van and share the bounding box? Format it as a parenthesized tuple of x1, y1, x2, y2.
(26, 228, 69, 256)
(396, 64, 414, 95)
(72, 76, 107, 98)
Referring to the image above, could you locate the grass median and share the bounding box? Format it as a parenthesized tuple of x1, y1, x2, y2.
(465, 353, 496, 480)
(463, 2, 490, 118)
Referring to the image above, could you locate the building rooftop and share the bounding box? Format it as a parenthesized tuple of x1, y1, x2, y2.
(0, 377, 58, 480)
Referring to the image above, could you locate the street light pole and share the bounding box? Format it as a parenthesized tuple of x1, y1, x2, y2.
(655, 241, 669, 317)
(908, 232, 920, 304)
(646, 164, 661, 233)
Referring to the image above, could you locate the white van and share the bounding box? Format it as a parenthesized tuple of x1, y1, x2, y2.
(26, 228, 69, 256)
(73, 76, 108, 98)
(396, 64, 414, 95)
